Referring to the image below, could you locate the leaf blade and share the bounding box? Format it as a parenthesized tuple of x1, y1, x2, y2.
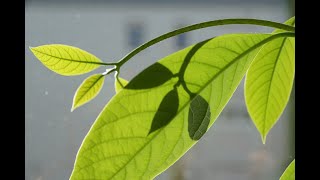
(70, 33, 290, 179)
(245, 17, 295, 143)
(280, 159, 295, 180)
(72, 74, 105, 111)
(30, 44, 103, 76)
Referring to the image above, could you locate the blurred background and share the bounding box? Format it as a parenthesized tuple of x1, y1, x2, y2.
(25, 0, 295, 179)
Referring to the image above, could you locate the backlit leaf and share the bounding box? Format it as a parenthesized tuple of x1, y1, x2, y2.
(30, 44, 104, 76)
(279, 159, 295, 180)
(72, 74, 105, 111)
(245, 17, 295, 143)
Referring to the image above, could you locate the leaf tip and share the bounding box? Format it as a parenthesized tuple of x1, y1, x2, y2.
(29, 46, 36, 52)
(261, 134, 267, 144)
(71, 103, 78, 112)
(29, 46, 40, 56)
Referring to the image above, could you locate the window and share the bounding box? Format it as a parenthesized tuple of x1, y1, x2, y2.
(176, 33, 187, 48)
(127, 23, 144, 48)
(174, 24, 188, 48)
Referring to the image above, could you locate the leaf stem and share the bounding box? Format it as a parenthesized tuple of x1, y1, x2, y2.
(116, 18, 295, 68)
(115, 72, 125, 88)
(100, 62, 118, 66)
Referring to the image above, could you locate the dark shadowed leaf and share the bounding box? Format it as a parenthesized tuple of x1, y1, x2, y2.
(188, 95, 211, 140)
(149, 88, 179, 134)
(125, 62, 173, 89)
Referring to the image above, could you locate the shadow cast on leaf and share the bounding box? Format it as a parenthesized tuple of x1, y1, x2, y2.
(148, 88, 179, 135)
(146, 38, 212, 140)
(125, 62, 174, 90)
(188, 94, 211, 140)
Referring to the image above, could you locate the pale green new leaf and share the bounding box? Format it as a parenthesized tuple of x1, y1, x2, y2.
(115, 77, 129, 93)
(245, 17, 295, 143)
(70, 33, 290, 180)
(280, 159, 295, 180)
(72, 74, 105, 111)
(30, 44, 104, 76)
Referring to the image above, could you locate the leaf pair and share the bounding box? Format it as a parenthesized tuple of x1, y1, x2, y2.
(30, 44, 131, 111)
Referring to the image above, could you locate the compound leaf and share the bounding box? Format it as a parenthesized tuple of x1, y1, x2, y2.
(70, 33, 287, 179)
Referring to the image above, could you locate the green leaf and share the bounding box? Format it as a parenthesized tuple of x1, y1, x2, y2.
(70, 33, 290, 179)
(245, 17, 295, 143)
(115, 77, 129, 93)
(72, 74, 105, 111)
(280, 159, 295, 180)
(30, 44, 104, 76)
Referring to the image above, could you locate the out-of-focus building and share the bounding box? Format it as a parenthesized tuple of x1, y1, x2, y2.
(25, 0, 294, 179)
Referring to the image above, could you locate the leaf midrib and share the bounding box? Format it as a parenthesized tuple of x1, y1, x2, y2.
(105, 33, 294, 179)
(31, 48, 106, 66)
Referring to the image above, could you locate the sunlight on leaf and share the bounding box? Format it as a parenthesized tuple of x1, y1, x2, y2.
(70, 33, 287, 180)
(115, 77, 129, 94)
(280, 159, 295, 180)
(245, 17, 295, 143)
(30, 44, 103, 76)
(72, 74, 105, 111)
